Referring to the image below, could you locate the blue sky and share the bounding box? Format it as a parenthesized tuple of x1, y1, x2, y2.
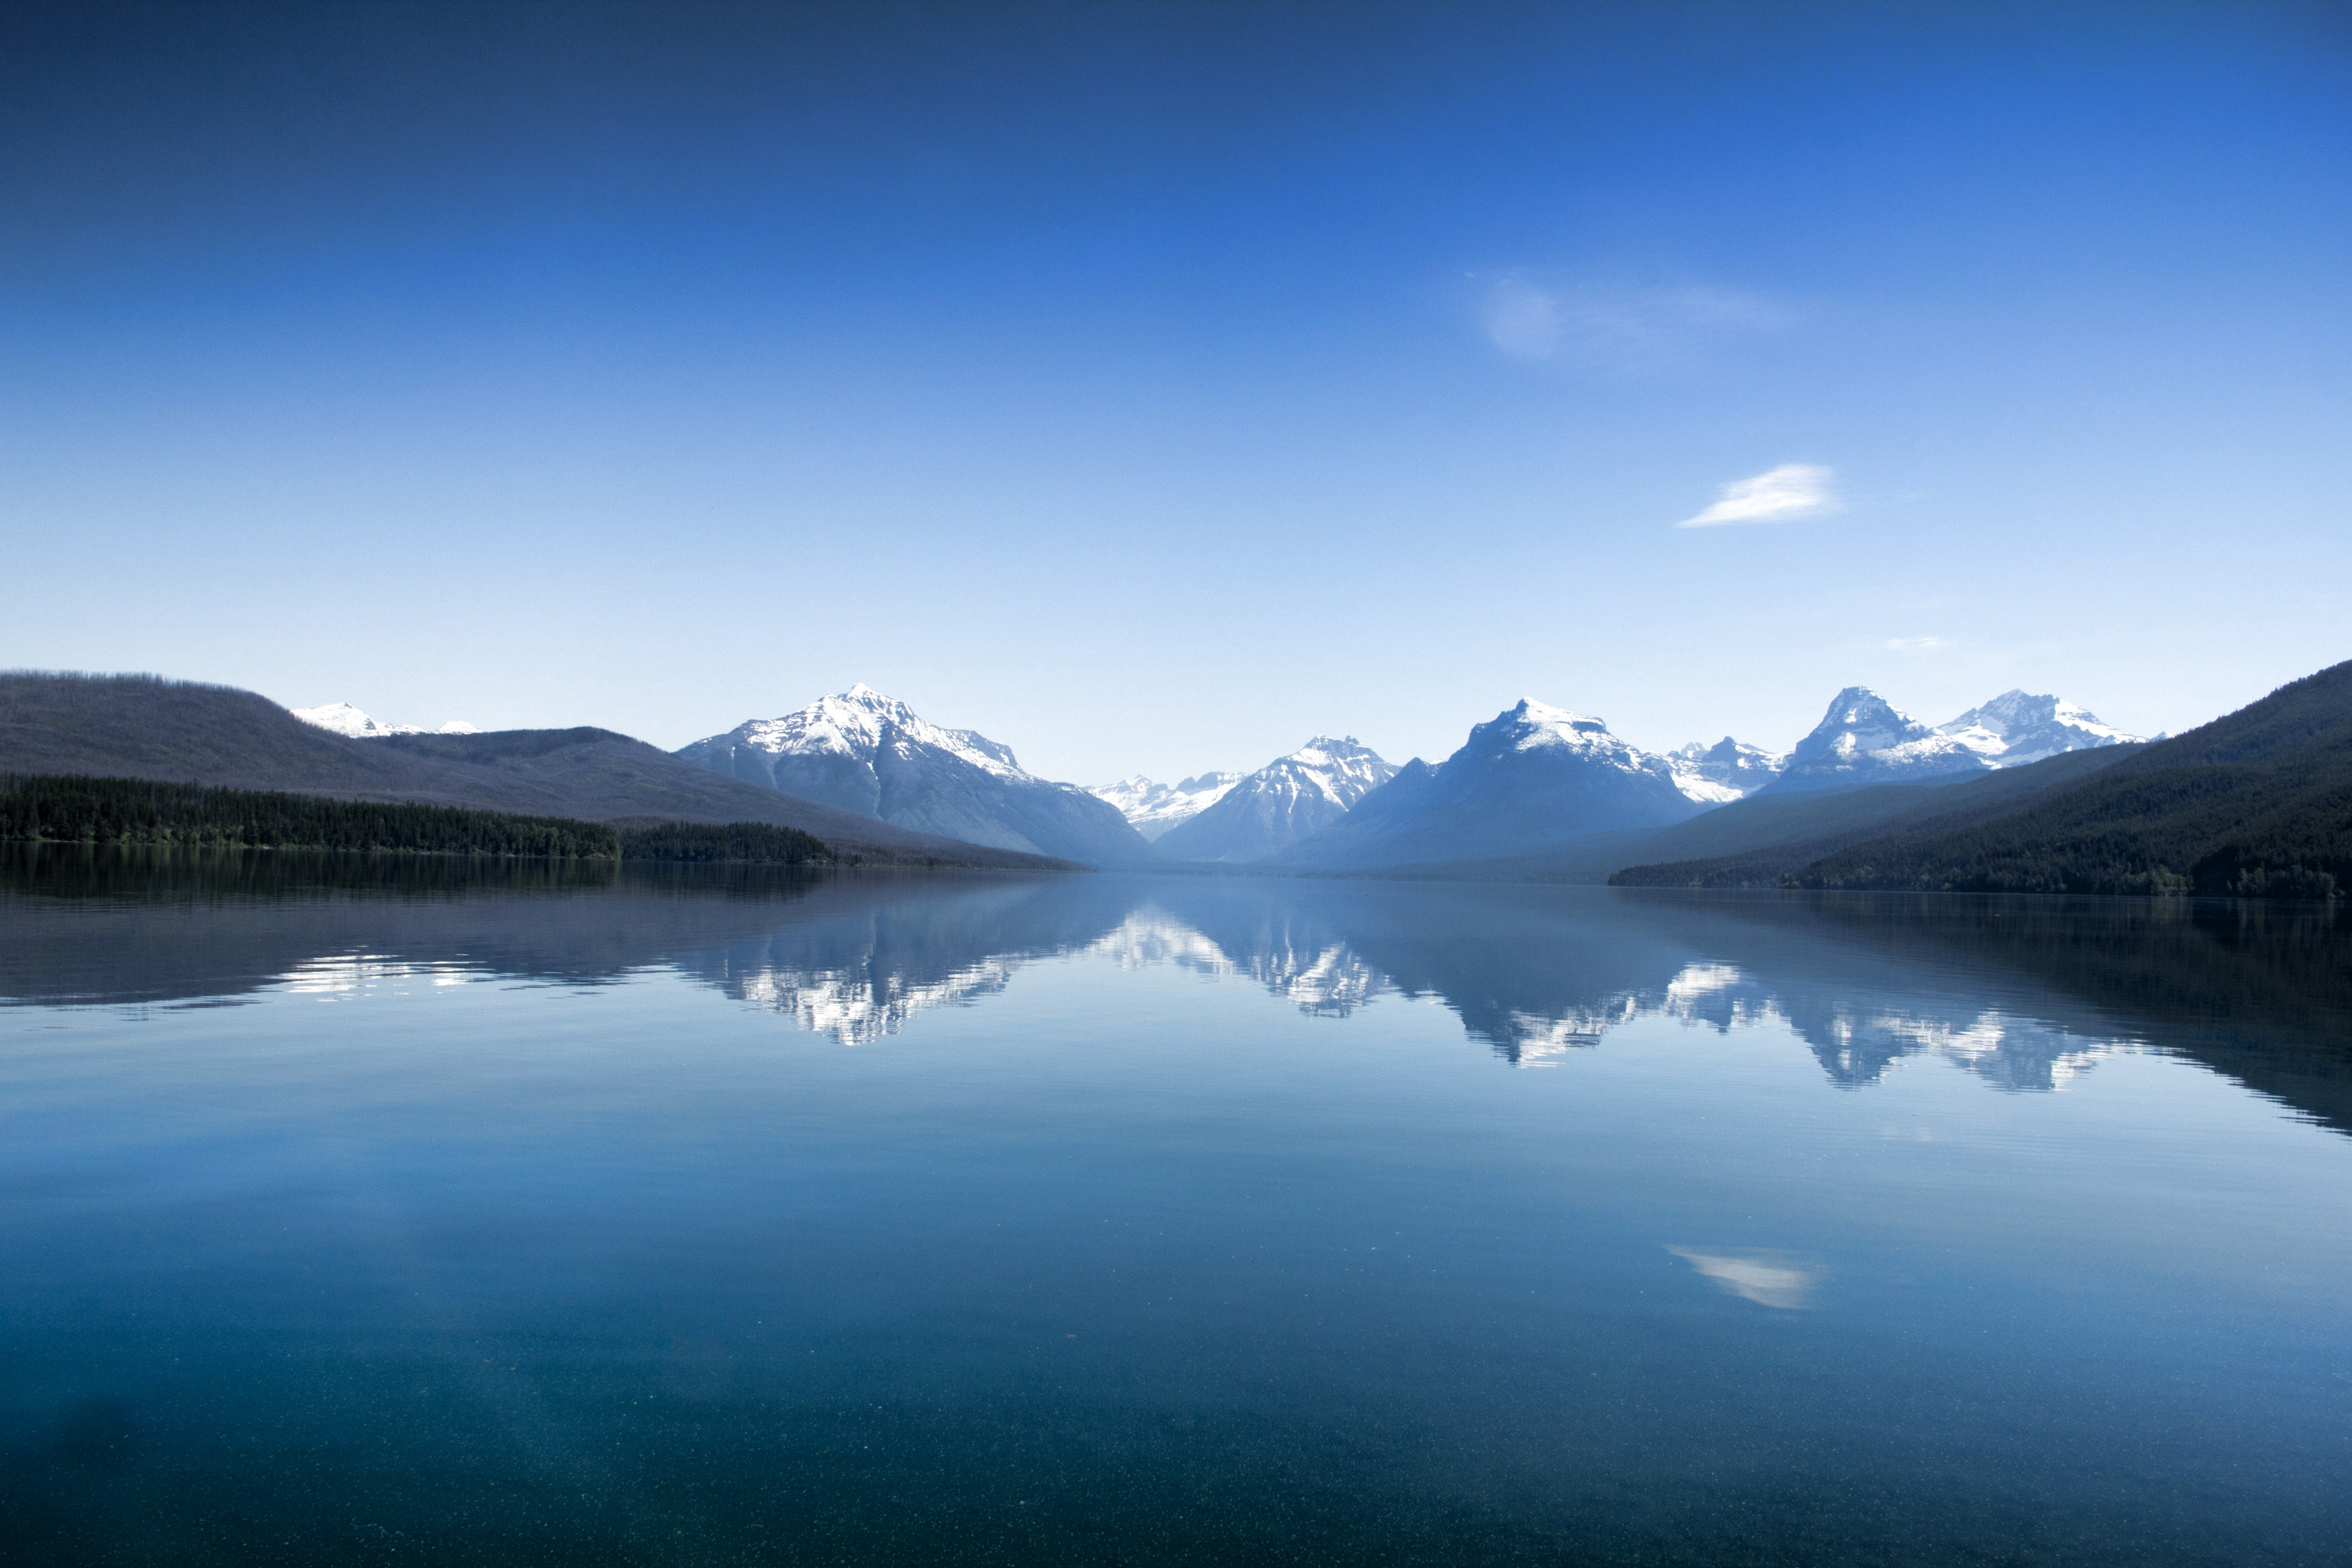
(4, 2, 2346, 782)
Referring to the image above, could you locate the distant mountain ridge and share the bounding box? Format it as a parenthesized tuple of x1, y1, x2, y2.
(1667, 737, 1785, 800)
(676, 685, 1154, 866)
(1155, 737, 1395, 863)
(1089, 772, 1244, 841)
(293, 701, 481, 738)
(1278, 700, 1712, 869)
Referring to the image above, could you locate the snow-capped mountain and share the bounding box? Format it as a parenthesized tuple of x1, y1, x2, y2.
(1280, 700, 1713, 868)
(1762, 688, 1993, 794)
(676, 684, 1155, 866)
(1155, 737, 1396, 863)
(1088, 772, 1245, 841)
(1667, 737, 1786, 800)
(1763, 686, 2142, 795)
(290, 702, 480, 738)
(1935, 690, 2140, 767)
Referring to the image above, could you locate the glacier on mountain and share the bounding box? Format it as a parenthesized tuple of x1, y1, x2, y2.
(1155, 737, 1396, 863)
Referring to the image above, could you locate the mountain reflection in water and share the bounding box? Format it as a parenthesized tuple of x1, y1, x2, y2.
(5, 844, 2350, 1568)
(5, 845, 2347, 1132)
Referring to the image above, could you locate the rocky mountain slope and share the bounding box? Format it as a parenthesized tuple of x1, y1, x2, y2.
(1155, 737, 1395, 863)
(677, 685, 1155, 866)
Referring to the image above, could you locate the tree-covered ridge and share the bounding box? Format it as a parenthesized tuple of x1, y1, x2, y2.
(613, 821, 830, 864)
(1, 773, 622, 857)
(0, 775, 848, 866)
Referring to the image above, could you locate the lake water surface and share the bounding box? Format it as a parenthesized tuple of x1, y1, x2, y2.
(4, 849, 2349, 1565)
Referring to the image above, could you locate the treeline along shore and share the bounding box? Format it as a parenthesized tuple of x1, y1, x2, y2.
(0, 774, 833, 865)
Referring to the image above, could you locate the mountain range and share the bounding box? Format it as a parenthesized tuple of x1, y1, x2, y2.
(1087, 773, 1244, 841)
(31, 664, 2327, 894)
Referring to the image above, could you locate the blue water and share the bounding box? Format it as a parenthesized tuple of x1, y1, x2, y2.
(4, 852, 2349, 1564)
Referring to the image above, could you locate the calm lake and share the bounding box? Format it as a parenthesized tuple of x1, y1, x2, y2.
(4, 848, 2348, 1566)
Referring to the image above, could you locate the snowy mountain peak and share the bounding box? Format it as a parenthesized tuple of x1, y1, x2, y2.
(1766, 687, 1987, 794)
(734, 687, 1030, 780)
(1816, 687, 1927, 757)
(1152, 735, 1398, 863)
(677, 688, 1154, 865)
(1499, 700, 1619, 753)
(1935, 690, 2141, 766)
(290, 702, 478, 738)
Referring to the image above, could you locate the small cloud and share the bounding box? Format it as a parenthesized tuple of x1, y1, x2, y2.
(1666, 1247, 1818, 1309)
(1677, 463, 1838, 529)
(1885, 636, 1945, 652)
(1479, 273, 1786, 369)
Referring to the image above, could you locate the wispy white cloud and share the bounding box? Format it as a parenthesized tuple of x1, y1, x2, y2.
(1885, 636, 1946, 651)
(1478, 273, 1786, 369)
(1666, 1247, 1817, 1309)
(1677, 463, 1838, 529)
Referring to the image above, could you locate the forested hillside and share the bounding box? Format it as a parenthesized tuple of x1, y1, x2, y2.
(614, 821, 831, 864)
(1606, 745, 2139, 890)
(0, 774, 619, 857)
(1, 774, 852, 865)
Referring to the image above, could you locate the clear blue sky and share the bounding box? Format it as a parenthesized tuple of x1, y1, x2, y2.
(4, 2, 2346, 782)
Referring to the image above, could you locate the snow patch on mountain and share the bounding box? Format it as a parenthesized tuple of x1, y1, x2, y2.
(1089, 773, 1245, 841)
(292, 702, 480, 738)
